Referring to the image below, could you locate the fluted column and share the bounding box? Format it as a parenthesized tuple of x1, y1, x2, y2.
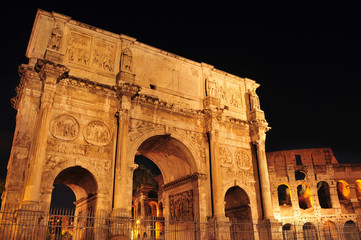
(208, 130, 225, 218)
(254, 139, 274, 219)
(22, 60, 68, 204)
(113, 108, 130, 212)
(112, 83, 140, 214)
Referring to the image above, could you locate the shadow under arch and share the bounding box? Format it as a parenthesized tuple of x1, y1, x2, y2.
(224, 186, 254, 240)
(135, 134, 198, 183)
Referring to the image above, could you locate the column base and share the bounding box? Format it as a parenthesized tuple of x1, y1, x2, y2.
(110, 208, 132, 239)
(208, 215, 231, 240)
(257, 218, 282, 240)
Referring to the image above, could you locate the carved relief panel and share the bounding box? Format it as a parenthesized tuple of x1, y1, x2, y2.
(66, 31, 116, 72)
(169, 190, 194, 222)
(206, 77, 242, 108)
(219, 145, 254, 187)
(84, 121, 112, 146)
(50, 114, 79, 141)
(67, 32, 91, 66)
(92, 39, 115, 72)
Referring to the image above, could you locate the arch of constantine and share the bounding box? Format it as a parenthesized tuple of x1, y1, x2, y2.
(1, 9, 360, 240)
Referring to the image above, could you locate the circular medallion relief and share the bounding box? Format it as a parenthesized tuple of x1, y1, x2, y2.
(235, 149, 251, 170)
(219, 146, 233, 167)
(50, 114, 79, 141)
(84, 121, 111, 146)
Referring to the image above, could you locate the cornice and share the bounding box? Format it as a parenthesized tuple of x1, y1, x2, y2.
(162, 172, 207, 191)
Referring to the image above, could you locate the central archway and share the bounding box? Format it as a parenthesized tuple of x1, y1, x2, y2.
(132, 134, 200, 239)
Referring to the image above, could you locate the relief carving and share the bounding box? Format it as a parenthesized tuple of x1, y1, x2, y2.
(219, 146, 233, 167)
(92, 39, 115, 72)
(169, 190, 194, 222)
(47, 24, 63, 51)
(50, 114, 79, 141)
(67, 32, 91, 66)
(84, 121, 111, 146)
(206, 78, 241, 107)
(235, 149, 251, 170)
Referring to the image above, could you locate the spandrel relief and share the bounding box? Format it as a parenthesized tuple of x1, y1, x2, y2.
(67, 32, 91, 66)
(235, 149, 251, 170)
(84, 121, 111, 146)
(92, 39, 115, 72)
(50, 114, 79, 141)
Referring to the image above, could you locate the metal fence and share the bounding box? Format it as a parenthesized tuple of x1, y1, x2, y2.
(0, 206, 360, 239)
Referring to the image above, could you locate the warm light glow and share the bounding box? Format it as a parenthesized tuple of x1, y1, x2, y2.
(355, 180, 361, 201)
(337, 180, 351, 200)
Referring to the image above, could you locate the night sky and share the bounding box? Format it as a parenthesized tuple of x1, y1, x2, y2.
(1, 2, 360, 179)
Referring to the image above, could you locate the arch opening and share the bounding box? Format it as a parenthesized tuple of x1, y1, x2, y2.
(317, 181, 332, 209)
(355, 180, 361, 201)
(282, 223, 296, 240)
(295, 170, 306, 181)
(297, 183, 313, 210)
(303, 222, 318, 240)
(49, 166, 98, 239)
(277, 184, 292, 206)
(224, 186, 254, 240)
(344, 221, 360, 240)
(323, 221, 337, 240)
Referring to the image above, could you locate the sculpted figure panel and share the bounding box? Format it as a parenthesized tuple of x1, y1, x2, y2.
(67, 32, 91, 66)
(50, 114, 79, 141)
(206, 77, 242, 108)
(219, 146, 233, 167)
(84, 121, 111, 146)
(92, 39, 115, 72)
(47, 24, 63, 51)
(169, 190, 194, 222)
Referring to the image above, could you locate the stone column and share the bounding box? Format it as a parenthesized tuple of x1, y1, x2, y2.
(22, 60, 68, 205)
(112, 83, 140, 215)
(208, 130, 226, 218)
(113, 108, 131, 213)
(254, 139, 274, 220)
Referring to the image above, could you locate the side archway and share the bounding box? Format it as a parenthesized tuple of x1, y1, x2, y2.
(224, 186, 254, 240)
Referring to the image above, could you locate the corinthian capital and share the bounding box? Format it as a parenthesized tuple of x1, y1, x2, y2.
(116, 83, 141, 99)
(35, 59, 69, 83)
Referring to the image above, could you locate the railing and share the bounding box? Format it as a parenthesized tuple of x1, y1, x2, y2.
(0, 205, 360, 239)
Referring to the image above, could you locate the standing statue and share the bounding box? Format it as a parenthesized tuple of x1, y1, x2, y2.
(121, 47, 133, 71)
(249, 88, 260, 111)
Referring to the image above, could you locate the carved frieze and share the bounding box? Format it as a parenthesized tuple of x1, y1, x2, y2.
(67, 32, 91, 66)
(46, 138, 112, 159)
(169, 190, 194, 222)
(50, 114, 79, 141)
(92, 39, 115, 72)
(206, 77, 242, 108)
(84, 121, 112, 146)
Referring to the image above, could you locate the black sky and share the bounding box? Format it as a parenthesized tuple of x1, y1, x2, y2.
(0, 2, 360, 178)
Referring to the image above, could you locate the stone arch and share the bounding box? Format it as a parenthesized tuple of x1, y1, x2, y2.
(355, 180, 361, 201)
(277, 184, 292, 206)
(282, 223, 296, 240)
(297, 183, 313, 210)
(303, 222, 318, 240)
(295, 170, 306, 180)
(130, 131, 199, 183)
(317, 181, 332, 208)
(129, 129, 201, 180)
(224, 186, 254, 240)
(43, 159, 106, 195)
(343, 220, 360, 240)
(323, 221, 338, 240)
